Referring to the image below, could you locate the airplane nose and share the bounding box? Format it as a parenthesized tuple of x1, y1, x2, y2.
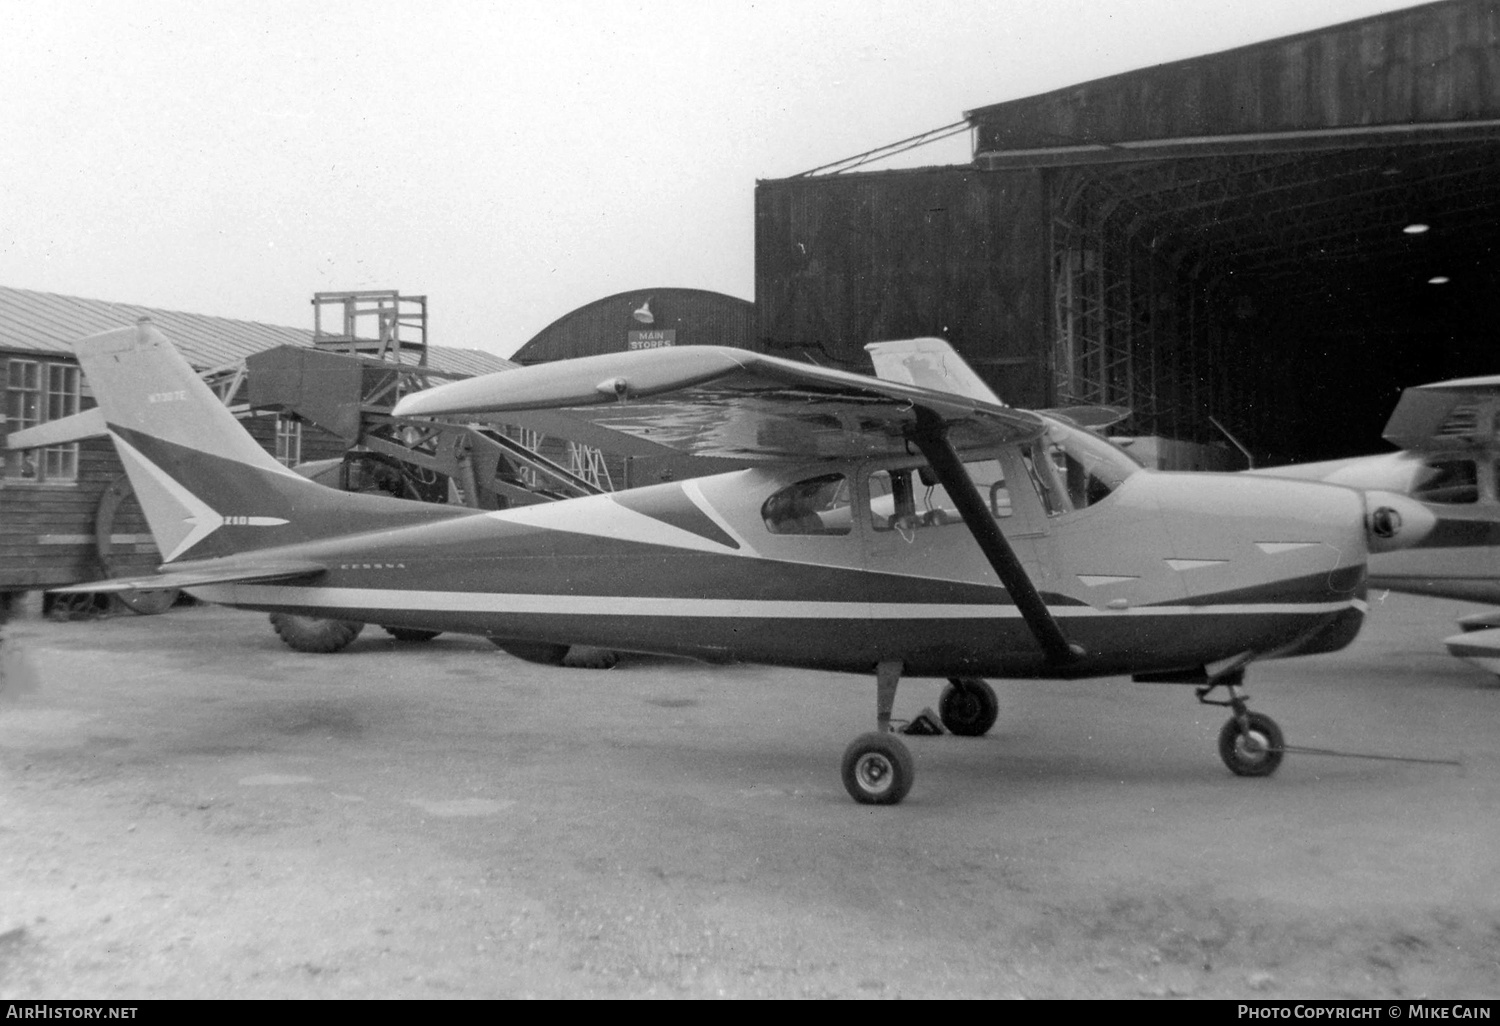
(1362, 490, 1436, 553)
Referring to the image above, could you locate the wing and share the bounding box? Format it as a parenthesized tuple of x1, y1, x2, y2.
(1382, 374, 1500, 450)
(51, 558, 326, 595)
(391, 346, 1045, 460)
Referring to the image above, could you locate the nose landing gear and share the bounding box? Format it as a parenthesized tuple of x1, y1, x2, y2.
(1197, 668, 1285, 778)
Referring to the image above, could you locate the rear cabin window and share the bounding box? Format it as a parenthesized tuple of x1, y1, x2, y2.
(1413, 459, 1479, 504)
(761, 473, 853, 535)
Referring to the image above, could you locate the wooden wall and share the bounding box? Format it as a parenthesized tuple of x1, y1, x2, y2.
(971, 0, 1500, 151)
(754, 166, 1051, 406)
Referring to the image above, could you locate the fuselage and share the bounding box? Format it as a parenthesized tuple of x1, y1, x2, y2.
(193, 428, 1373, 680)
(1253, 448, 1500, 603)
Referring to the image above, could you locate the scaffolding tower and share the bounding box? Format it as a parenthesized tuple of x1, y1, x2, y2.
(312, 290, 429, 366)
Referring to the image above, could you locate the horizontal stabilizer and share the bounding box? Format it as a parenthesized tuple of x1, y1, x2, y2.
(1444, 625, 1500, 677)
(7, 408, 106, 449)
(864, 337, 1004, 404)
(50, 559, 327, 595)
(1040, 406, 1133, 431)
(1383, 374, 1500, 449)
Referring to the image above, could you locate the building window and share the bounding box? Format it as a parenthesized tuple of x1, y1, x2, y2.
(274, 416, 302, 467)
(4, 358, 80, 482)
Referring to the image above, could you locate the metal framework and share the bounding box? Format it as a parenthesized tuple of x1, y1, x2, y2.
(792, 121, 972, 177)
(1048, 170, 1242, 444)
(566, 440, 614, 491)
(312, 290, 430, 366)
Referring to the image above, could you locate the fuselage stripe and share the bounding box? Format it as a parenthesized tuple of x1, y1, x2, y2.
(189, 584, 1358, 620)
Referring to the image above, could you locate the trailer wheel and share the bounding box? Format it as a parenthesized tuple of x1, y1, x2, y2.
(270, 613, 365, 653)
(490, 639, 570, 665)
(382, 626, 442, 642)
(562, 645, 619, 669)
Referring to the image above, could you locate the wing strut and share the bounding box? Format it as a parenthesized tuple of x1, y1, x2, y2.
(909, 407, 1083, 665)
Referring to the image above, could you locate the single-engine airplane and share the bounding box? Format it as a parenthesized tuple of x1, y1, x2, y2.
(57, 321, 1434, 804)
(1245, 374, 1500, 675)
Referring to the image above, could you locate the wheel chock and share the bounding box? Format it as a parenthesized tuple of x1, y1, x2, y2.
(901, 707, 945, 736)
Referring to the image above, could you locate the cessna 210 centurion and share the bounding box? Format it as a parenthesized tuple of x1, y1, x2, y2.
(1248, 374, 1500, 676)
(56, 322, 1432, 804)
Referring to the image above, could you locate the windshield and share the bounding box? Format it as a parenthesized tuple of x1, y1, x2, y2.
(1029, 419, 1142, 514)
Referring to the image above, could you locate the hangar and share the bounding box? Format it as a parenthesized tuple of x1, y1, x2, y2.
(0, 286, 510, 604)
(509, 287, 754, 364)
(755, 0, 1500, 464)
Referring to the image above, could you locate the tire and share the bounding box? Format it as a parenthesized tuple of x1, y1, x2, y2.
(841, 731, 915, 805)
(116, 588, 180, 616)
(562, 645, 619, 669)
(269, 613, 365, 654)
(1218, 711, 1285, 777)
(382, 626, 442, 642)
(939, 678, 999, 737)
(490, 639, 570, 666)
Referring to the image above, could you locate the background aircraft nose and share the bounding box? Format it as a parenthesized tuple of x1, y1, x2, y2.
(1362, 490, 1436, 554)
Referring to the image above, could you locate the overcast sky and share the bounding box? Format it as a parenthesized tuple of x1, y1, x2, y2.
(0, 0, 1428, 356)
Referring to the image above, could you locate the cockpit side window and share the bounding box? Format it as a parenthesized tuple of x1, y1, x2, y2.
(867, 459, 1011, 532)
(762, 473, 853, 535)
(1413, 459, 1479, 504)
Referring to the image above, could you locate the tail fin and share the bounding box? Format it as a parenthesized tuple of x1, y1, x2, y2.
(864, 337, 1007, 405)
(75, 320, 457, 564)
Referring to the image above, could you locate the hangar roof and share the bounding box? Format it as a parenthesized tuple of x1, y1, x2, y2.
(0, 285, 512, 379)
(967, 1, 1500, 315)
(968, 1, 1500, 157)
(511, 287, 753, 364)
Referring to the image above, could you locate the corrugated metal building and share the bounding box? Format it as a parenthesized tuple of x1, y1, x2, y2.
(755, 0, 1500, 463)
(510, 288, 754, 364)
(0, 286, 511, 597)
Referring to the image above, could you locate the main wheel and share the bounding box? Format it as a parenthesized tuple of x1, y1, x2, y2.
(841, 732, 915, 805)
(269, 613, 365, 653)
(1218, 711, 1285, 777)
(939, 678, 999, 737)
(382, 626, 442, 642)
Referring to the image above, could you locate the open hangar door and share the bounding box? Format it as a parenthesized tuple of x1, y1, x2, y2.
(1033, 132, 1500, 466)
(964, 2, 1500, 467)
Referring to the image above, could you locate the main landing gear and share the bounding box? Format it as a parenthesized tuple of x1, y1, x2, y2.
(938, 677, 999, 737)
(842, 661, 915, 805)
(1196, 668, 1285, 778)
(841, 665, 1002, 805)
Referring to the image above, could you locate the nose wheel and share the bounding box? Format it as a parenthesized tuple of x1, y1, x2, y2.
(1197, 668, 1285, 778)
(1217, 710, 1284, 777)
